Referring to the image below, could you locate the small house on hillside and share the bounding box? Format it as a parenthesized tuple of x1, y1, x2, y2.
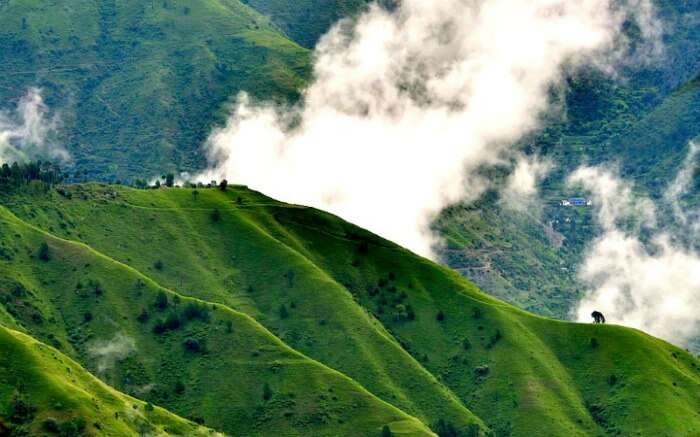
(560, 197, 592, 207)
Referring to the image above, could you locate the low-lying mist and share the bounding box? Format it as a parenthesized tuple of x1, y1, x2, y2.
(0, 88, 68, 165)
(572, 142, 700, 347)
(199, 0, 660, 258)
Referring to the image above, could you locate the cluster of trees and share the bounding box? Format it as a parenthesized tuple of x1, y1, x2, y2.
(0, 162, 235, 196)
(148, 291, 211, 335)
(134, 173, 229, 191)
(0, 161, 63, 188)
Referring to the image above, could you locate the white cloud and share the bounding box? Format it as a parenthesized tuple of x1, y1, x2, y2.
(665, 141, 700, 239)
(0, 88, 68, 165)
(200, 0, 659, 258)
(501, 154, 553, 212)
(571, 153, 700, 347)
(88, 332, 136, 373)
(568, 165, 656, 231)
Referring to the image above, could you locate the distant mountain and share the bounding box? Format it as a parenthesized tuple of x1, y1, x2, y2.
(0, 0, 380, 182)
(243, 0, 372, 48)
(1, 183, 699, 436)
(443, 1, 700, 319)
(0, 0, 311, 181)
(2, 0, 699, 374)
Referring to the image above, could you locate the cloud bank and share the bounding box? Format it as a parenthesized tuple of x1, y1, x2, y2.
(571, 147, 700, 346)
(501, 154, 553, 212)
(201, 0, 659, 257)
(665, 141, 700, 241)
(0, 88, 68, 165)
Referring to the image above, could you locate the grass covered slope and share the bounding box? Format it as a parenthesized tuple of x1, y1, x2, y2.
(1, 184, 699, 436)
(0, 184, 485, 433)
(0, 203, 435, 436)
(0, 325, 217, 436)
(268, 203, 700, 436)
(243, 0, 372, 48)
(0, 0, 309, 180)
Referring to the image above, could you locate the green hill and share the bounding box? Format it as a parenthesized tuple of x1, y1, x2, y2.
(2, 0, 699, 327)
(1, 183, 698, 436)
(0, 325, 218, 436)
(0, 192, 436, 436)
(0, 0, 310, 181)
(242, 0, 372, 48)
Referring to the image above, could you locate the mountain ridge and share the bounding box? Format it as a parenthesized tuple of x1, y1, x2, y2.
(0, 183, 698, 436)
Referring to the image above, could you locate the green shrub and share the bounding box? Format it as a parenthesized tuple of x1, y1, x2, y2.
(137, 309, 149, 323)
(164, 312, 181, 330)
(262, 383, 273, 401)
(183, 303, 209, 322)
(59, 417, 86, 436)
(42, 417, 59, 433)
(38, 242, 50, 261)
(153, 313, 180, 334)
(154, 291, 168, 310)
(472, 307, 482, 319)
(9, 391, 35, 424)
(432, 419, 459, 437)
(184, 338, 205, 353)
(474, 365, 489, 378)
(485, 330, 502, 349)
(174, 381, 185, 395)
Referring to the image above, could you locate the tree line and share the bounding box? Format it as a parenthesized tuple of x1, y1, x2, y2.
(0, 161, 64, 188)
(0, 161, 230, 192)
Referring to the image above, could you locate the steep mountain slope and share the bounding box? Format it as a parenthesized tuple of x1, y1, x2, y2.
(436, 194, 591, 318)
(0, 325, 218, 436)
(1, 183, 699, 436)
(0, 201, 436, 436)
(243, 0, 372, 48)
(0, 0, 309, 180)
(4, 0, 696, 325)
(617, 73, 700, 190)
(0, 185, 484, 434)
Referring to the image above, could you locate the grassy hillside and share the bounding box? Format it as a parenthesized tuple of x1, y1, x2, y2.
(0, 197, 436, 436)
(0, 0, 310, 181)
(1, 0, 697, 327)
(1, 183, 698, 436)
(243, 0, 372, 48)
(0, 325, 217, 436)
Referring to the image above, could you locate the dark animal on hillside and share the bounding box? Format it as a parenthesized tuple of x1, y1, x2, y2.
(591, 311, 605, 324)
